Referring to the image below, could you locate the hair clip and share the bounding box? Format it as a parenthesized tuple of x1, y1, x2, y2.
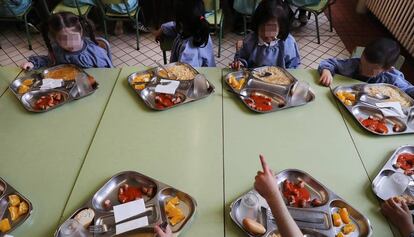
(200, 16, 205, 20)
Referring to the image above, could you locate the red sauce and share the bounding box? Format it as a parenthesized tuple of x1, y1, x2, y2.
(396, 153, 414, 174)
(282, 180, 311, 208)
(118, 185, 142, 204)
(34, 92, 64, 110)
(360, 117, 388, 134)
(154, 93, 183, 109)
(244, 94, 273, 111)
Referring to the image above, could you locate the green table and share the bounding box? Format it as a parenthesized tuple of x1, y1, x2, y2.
(0, 67, 21, 97)
(60, 67, 225, 237)
(222, 69, 393, 237)
(0, 68, 120, 236)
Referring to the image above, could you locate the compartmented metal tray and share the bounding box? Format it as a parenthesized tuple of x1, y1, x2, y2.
(128, 63, 215, 111)
(55, 171, 197, 237)
(230, 169, 372, 237)
(372, 145, 414, 207)
(224, 67, 315, 113)
(9, 64, 98, 112)
(0, 177, 33, 237)
(333, 83, 414, 135)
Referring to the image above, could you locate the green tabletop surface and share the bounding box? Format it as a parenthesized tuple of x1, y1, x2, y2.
(0, 68, 120, 236)
(59, 67, 225, 237)
(222, 69, 393, 237)
(0, 66, 21, 97)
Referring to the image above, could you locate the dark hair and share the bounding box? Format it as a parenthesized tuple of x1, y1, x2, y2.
(41, 12, 97, 60)
(363, 38, 400, 69)
(251, 0, 290, 40)
(174, 0, 210, 47)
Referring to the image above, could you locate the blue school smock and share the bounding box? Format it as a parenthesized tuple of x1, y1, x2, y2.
(0, 0, 31, 17)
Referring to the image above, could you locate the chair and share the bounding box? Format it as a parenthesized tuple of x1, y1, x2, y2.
(159, 37, 174, 64)
(0, 1, 36, 50)
(95, 0, 141, 50)
(351, 46, 405, 70)
(289, 0, 335, 44)
(204, 0, 224, 58)
(96, 37, 112, 62)
(40, 0, 92, 17)
(233, 0, 258, 37)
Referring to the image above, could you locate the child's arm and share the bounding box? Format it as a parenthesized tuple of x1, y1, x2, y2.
(21, 55, 51, 70)
(284, 36, 300, 69)
(254, 155, 303, 237)
(381, 198, 414, 237)
(318, 58, 359, 87)
(234, 34, 255, 68)
(154, 224, 172, 237)
(160, 21, 178, 39)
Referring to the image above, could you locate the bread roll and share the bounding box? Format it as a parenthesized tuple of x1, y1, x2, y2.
(242, 218, 266, 235)
(74, 208, 95, 228)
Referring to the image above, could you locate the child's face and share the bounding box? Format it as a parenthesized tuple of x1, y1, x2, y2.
(359, 54, 387, 78)
(259, 19, 279, 44)
(55, 27, 83, 52)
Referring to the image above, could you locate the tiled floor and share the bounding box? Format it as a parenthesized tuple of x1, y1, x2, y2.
(0, 13, 350, 69)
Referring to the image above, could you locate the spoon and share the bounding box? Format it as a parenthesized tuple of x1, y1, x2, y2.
(153, 60, 176, 80)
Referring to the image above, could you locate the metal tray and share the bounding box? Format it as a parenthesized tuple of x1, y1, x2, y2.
(128, 67, 215, 111)
(154, 62, 198, 82)
(372, 145, 414, 205)
(230, 169, 372, 237)
(224, 68, 315, 113)
(9, 64, 98, 113)
(333, 83, 414, 135)
(55, 171, 197, 237)
(0, 177, 33, 237)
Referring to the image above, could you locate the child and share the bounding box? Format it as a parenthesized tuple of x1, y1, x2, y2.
(381, 198, 414, 237)
(318, 38, 414, 98)
(21, 12, 113, 70)
(231, 0, 300, 70)
(255, 155, 303, 237)
(153, 0, 215, 67)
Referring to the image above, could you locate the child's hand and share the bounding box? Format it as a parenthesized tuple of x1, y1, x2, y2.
(254, 155, 279, 201)
(20, 61, 34, 71)
(381, 198, 414, 237)
(230, 60, 243, 70)
(154, 224, 172, 237)
(236, 40, 243, 51)
(319, 69, 333, 87)
(153, 29, 163, 43)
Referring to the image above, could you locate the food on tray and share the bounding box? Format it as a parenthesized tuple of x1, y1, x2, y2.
(22, 78, 34, 86)
(6, 195, 28, 222)
(360, 116, 388, 134)
(46, 66, 80, 81)
(165, 196, 185, 226)
(336, 232, 345, 237)
(141, 186, 154, 197)
(242, 217, 266, 235)
(282, 179, 322, 208)
(134, 84, 146, 90)
(132, 73, 151, 83)
(18, 85, 30, 94)
(155, 93, 184, 109)
(34, 91, 65, 110)
(332, 213, 342, 227)
(0, 183, 4, 195)
(342, 223, 356, 234)
(228, 74, 245, 90)
(252, 67, 292, 85)
(394, 153, 414, 175)
(74, 208, 95, 228)
(338, 208, 351, 224)
(394, 195, 414, 206)
(366, 85, 411, 107)
(336, 91, 356, 106)
(0, 219, 11, 233)
(244, 93, 273, 111)
(118, 184, 142, 204)
(269, 234, 281, 237)
(159, 65, 196, 80)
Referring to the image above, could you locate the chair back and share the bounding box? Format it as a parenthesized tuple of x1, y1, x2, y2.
(203, 0, 219, 12)
(96, 37, 113, 62)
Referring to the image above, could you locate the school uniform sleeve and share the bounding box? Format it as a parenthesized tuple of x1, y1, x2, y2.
(161, 21, 178, 38)
(76, 41, 113, 68)
(382, 69, 414, 98)
(28, 55, 51, 69)
(283, 34, 300, 69)
(318, 58, 360, 77)
(234, 32, 256, 68)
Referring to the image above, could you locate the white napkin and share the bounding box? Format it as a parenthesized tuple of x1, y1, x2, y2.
(40, 79, 63, 90)
(113, 199, 146, 223)
(115, 216, 149, 235)
(155, 79, 180, 94)
(375, 102, 405, 117)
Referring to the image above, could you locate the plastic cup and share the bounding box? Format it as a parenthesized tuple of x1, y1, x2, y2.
(238, 191, 259, 221)
(59, 219, 88, 237)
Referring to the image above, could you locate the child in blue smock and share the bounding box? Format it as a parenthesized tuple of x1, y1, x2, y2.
(318, 38, 414, 98)
(231, 0, 300, 69)
(0, 0, 31, 16)
(21, 12, 113, 70)
(154, 0, 215, 67)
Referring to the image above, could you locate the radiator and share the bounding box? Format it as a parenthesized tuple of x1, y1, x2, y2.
(366, 0, 414, 58)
